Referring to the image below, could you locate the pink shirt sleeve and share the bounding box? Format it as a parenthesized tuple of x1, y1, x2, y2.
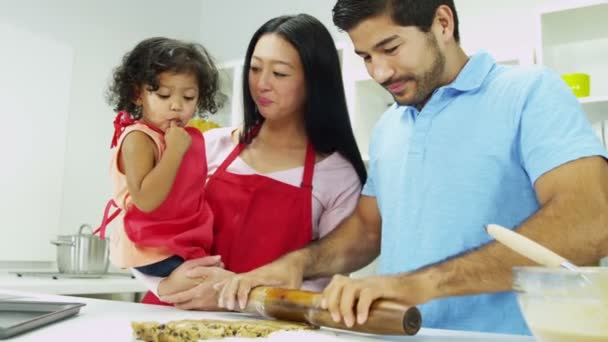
(314, 165, 361, 239)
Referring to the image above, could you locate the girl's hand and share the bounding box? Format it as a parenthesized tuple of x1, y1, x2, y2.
(165, 121, 191, 155)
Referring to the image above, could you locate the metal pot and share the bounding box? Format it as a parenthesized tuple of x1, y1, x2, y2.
(50, 224, 110, 274)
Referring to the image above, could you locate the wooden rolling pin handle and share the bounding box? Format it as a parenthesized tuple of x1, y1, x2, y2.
(245, 287, 422, 336)
(307, 300, 422, 335)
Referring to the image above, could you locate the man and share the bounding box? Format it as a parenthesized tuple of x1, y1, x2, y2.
(217, 0, 608, 335)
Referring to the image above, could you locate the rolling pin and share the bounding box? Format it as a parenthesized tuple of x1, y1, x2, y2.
(243, 286, 421, 335)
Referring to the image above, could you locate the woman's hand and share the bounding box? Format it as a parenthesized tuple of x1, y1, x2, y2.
(217, 254, 306, 311)
(160, 266, 234, 310)
(157, 255, 224, 297)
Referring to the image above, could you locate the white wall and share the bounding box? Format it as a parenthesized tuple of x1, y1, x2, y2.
(200, 0, 552, 62)
(0, 0, 203, 261)
(0, 22, 73, 262)
(457, 0, 553, 63)
(199, 0, 348, 62)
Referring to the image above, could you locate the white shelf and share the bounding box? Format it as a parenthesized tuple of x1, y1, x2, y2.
(497, 53, 535, 66)
(537, 1, 608, 98)
(535, 1, 608, 125)
(580, 96, 608, 105)
(538, 0, 608, 15)
(0, 271, 146, 295)
(210, 67, 234, 127)
(203, 60, 243, 128)
(581, 97, 608, 124)
(352, 79, 394, 158)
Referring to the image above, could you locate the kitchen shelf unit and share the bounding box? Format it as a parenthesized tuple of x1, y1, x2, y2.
(536, 0, 608, 124)
(202, 59, 244, 128)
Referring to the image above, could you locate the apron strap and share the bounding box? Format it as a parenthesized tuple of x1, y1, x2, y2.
(111, 111, 136, 148)
(215, 125, 260, 175)
(301, 142, 315, 189)
(215, 124, 316, 189)
(93, 199, 122, 239)
(110, 111, 165, 148)
(216, 142, 246, 175)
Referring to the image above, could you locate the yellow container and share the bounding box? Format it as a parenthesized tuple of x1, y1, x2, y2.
(561, 73, 590, 98)
(187, 118, 221, 132)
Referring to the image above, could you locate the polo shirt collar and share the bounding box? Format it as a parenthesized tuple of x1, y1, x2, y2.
(446, 51, 496, 92)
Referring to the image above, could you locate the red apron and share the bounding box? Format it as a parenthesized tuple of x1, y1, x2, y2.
(96, 115, 213, 261)
(142, 131, 315, 305)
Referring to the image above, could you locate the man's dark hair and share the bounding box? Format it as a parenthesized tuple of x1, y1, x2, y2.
(332, 0, 460, 43)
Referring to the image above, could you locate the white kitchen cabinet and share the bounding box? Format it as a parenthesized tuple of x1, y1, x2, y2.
(536, 0, 608, 124)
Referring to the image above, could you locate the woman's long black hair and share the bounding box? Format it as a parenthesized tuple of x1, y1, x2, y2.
(240, 14, 367, 184)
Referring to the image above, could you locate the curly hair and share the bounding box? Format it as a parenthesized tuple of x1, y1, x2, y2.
(107, 37, 224, 118)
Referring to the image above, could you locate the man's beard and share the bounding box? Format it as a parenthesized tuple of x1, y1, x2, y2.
(393, 34, 446, 108)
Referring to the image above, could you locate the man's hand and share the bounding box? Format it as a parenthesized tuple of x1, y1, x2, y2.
(217, 253, 307, 311)
(320, 272, 436, 328)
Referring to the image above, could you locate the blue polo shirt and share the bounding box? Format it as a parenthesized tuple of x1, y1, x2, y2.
(362, 51, 607, 334)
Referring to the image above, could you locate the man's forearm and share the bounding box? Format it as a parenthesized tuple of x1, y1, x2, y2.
(422, 191, 608, 299)
(293, 213, 381, 279)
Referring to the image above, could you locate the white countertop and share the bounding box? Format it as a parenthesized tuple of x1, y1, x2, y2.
(0, 270, 147, 295)
(0, 289, 536, 341)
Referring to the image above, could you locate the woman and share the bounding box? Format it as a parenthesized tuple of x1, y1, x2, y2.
(134, 13, 366, 309)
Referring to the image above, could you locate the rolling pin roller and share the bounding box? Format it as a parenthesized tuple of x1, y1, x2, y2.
(244, 286, 422, 335)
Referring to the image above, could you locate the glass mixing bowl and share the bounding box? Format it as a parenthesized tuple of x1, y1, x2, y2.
(513, 266, 608, 341)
